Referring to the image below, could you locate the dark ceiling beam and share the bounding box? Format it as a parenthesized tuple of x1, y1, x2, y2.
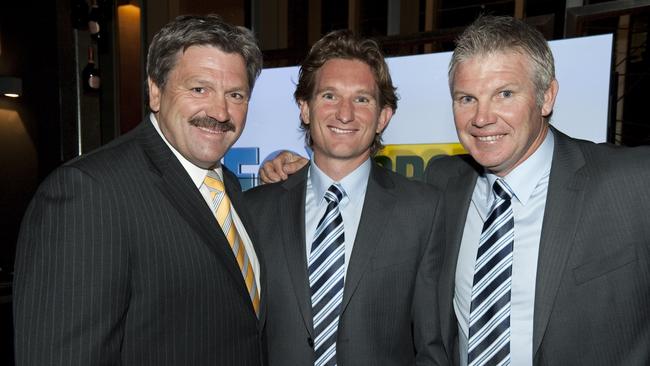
(566, 0, 650, 37)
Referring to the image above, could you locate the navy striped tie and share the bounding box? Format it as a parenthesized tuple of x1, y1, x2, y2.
(309, 184, 345, 366)
(468, 179, 514, 366)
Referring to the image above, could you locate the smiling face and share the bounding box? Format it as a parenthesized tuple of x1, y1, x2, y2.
(451, 51, 558, 177)
(148, 45, 250, 169)
(299, 58, 393, 179)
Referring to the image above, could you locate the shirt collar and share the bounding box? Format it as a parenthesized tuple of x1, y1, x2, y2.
(308, 158, 372, 207)
(483, 128, 555, 206)
(149, 113, 222, 188)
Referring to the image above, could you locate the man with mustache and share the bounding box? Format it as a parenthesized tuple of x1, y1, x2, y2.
(14, 15, 265, 365)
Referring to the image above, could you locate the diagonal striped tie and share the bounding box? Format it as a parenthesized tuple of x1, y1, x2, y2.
(203, 171, 260, 316)
(309, 184, 346, 366)
(468, 179, 514, 366)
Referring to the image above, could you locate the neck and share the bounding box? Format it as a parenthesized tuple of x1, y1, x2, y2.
(312, 154, 369, 181)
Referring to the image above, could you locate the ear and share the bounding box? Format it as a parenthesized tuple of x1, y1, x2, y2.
(541, 79, 559, 117)
(148, 77, 161, 112)
(299, 100, 311, 125)
(376, 106, 394, 133)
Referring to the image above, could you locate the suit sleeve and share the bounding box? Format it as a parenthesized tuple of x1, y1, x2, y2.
(424, 156, 454, 190)
(13, 166, 130, 366)
(413, 190, 449, 365)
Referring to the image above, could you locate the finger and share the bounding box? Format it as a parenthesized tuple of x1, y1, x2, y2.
(283, 157, 309, 175)
(271, 157, 289, 180)
(259, 161, 282, 184)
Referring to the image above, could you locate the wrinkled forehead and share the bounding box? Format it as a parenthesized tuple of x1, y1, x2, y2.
(452, 49, 535, 82)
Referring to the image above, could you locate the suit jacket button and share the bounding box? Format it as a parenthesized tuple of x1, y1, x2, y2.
(307, 337, 314, 348)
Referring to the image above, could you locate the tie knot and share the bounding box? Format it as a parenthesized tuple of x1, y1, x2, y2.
(493, 179, 513, 201)
(203, 171, 225, 192)
(324, 184, 345, 204)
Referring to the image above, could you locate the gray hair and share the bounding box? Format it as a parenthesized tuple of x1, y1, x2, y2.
(146, 14, 263, 93)
(448, 15, 555, 106)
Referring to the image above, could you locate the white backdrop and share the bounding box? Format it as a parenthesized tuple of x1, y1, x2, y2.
(225, 34, 613, 189)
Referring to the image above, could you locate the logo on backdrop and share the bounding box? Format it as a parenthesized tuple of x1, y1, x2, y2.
(224, 143, 466, 190)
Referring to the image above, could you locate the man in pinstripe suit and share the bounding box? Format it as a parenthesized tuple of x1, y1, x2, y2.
(14, 15, 265, 365)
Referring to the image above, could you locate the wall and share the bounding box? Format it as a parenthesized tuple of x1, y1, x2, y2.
(0, 3, 63, 363)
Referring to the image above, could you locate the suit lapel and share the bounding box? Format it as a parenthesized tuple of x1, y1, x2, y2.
(439, 163, 478, 355)
(532, 129, 587, 356)
(138, 121, 257, 318)
(340, 164, 396, 314)
(279, 165, 314, 335)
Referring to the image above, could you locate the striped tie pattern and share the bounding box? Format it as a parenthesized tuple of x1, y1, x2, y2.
(203, 171, 260, 316)
(309, 184, 345, 366)
(468, 179, 514, 366)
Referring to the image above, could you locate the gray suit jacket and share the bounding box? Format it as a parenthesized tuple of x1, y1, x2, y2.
(245, 163, 448, 365)
(425, 128, 650, 365)
(13, 120, 266, 365)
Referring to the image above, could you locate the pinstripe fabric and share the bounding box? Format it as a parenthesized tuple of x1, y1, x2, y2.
(13, 121, 263, 366)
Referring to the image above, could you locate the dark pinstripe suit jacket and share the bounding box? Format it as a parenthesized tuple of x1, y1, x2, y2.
(13, 120, 265, 365)
(245, 163, 449, 366)
(425, 127, 650, 365)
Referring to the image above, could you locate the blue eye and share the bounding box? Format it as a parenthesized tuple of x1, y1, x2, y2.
(458, 95, 474, 104)
(500, 90, 513, 98)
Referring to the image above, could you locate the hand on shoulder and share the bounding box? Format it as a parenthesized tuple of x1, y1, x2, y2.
(259, 151, 309, 183)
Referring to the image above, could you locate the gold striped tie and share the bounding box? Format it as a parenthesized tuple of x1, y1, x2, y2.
(203, 171, 260, 315)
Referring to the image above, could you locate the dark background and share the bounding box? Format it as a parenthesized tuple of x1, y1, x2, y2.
(1, 0, 648, 364)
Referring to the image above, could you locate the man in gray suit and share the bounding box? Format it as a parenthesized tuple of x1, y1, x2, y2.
(245, 30, 447, 365)
(14, 15, 265, 365)
(260, 15, 650, 366)
(424, 15, 650, 365)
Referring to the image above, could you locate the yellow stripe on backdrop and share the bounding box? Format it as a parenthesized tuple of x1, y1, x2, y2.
(375, 143, 467, 181)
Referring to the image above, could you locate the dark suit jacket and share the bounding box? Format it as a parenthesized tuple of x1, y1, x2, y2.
(245, 162, 448, 366)
(425, 127, 650, 365)
(13, 120, 265, 365)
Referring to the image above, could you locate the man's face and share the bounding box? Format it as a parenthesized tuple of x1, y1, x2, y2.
(451, 51, 558, 176)
(300, 58, 392, 174)
(148, 45, 250, 169)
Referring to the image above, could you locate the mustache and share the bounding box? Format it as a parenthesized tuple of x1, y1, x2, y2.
(189, 116, 236, 132)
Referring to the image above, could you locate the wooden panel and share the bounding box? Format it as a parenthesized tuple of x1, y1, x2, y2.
(400, 0, 419, 34)
(178, 0, 245, 25)
(117, 4, 142, 133)
(349, 0, 361, 32)
(566, 0, 650, 37)
(309, 0, 322, 44)
(515, 0, 525, 18)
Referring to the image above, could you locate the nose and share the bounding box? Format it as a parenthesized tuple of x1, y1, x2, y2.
(472, 100, 495, 127)
(335, 98, 354, 123)
(207, 93, 230, 122)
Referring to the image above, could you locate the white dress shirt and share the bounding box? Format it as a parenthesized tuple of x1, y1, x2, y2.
(304, 159, 371, 276)
(149, 114, 261, 292)
(455, 130, 554, 366)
